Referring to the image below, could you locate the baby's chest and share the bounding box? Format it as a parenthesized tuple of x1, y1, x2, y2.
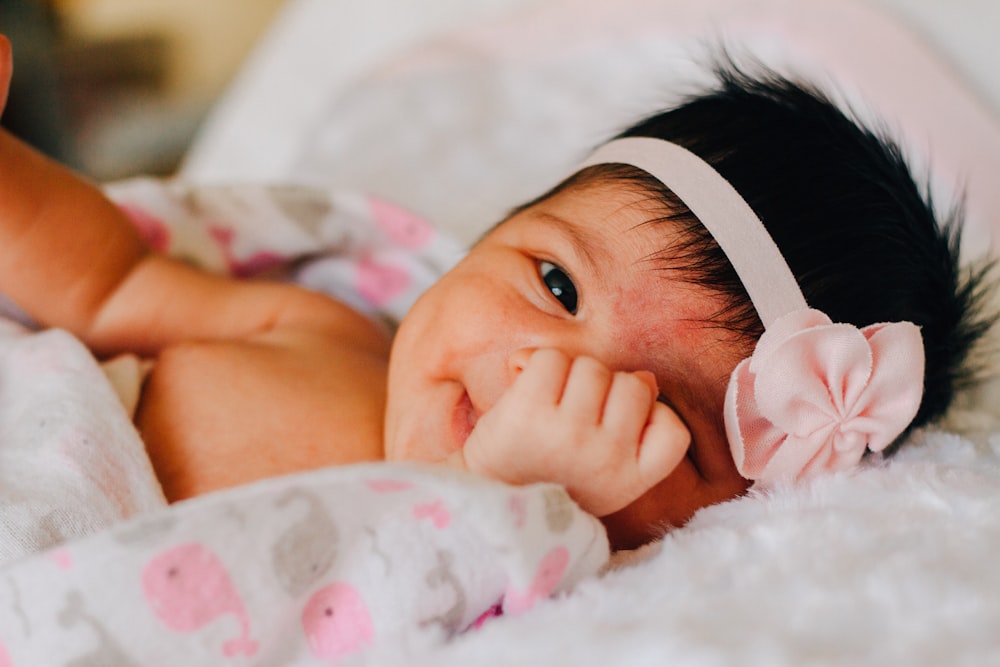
(134, 335, 388, 501)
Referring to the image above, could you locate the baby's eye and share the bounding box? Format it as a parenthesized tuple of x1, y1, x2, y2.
(538, 261, 578, 314)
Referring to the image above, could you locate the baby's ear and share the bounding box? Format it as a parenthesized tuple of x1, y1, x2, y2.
(0, 35, 11, 115)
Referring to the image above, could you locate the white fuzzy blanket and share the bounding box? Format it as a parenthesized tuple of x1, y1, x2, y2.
(371, 424, 1000, 666)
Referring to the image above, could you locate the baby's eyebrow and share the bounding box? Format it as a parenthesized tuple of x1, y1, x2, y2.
(532, 211, 605, 275)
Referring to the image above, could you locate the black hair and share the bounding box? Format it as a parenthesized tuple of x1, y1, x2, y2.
(536, 62, 995, 446)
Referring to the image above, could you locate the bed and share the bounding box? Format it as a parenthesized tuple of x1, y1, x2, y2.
(3, 0, 1000, 664)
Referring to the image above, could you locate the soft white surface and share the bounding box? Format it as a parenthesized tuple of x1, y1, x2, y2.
(0, 321, 165, 566)
(371, 426, 1000, 667)
(181, 0, 543, 186)
(182, 0, 1000, 254)
(872, 0, 1000, 114)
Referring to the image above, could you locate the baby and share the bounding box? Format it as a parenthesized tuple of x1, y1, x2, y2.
(0, 35, 990, 550)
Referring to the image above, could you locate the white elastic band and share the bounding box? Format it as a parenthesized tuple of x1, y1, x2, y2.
(578, 137, 807, 328)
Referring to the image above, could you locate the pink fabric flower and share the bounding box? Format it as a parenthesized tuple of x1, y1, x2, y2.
(725, 309, 924, 487)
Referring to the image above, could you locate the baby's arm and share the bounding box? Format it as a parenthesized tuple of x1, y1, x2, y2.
(0, 36, 365, 357)
(457, 349, 690, 517)
(0, 37, 140, 348)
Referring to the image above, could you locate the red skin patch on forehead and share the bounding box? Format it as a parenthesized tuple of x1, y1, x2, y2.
(610, 281, 711, 361)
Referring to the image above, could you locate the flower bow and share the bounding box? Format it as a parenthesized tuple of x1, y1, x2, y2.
(725, 309, 924, 487)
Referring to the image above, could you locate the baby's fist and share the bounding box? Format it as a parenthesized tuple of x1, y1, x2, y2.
(461, 349, 690, 517)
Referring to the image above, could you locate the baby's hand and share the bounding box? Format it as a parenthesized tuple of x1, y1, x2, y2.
(459, 349, 690, 517)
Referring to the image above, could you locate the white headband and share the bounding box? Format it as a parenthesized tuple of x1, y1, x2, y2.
(575, 136, 924, 488)
(578, 137, 807, 328)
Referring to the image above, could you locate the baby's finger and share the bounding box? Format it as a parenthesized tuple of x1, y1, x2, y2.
(601, 371, 656, 438)
(632, 370, 659, 399)
(635, 402, 690, 491)
(513, 348, 572, 405)
(559, 356, 612, 417)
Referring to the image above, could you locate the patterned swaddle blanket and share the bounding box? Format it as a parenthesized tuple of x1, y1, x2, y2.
(0, 180, 611, 665)
(0, 464, 608, 665)
(106, 177, 468, 324)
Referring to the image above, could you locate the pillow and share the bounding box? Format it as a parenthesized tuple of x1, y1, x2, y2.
(183, 0, 1000, 253)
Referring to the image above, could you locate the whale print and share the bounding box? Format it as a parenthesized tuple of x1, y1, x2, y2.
(302, 582, 373, 662)
(142, 542, 258, 657)
(368, 197, 434, 249)
(413, 500, 450, 529)
(503, 546, 570, 615)
(422, 550, 467, 634)
(272, 488, 339, 596)
(355, 255, 411, 307)
(59, 591, 140, 667)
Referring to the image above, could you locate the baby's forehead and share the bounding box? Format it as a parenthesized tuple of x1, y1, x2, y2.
(497, 181, 711, 303)
(537, 174, 672, 217)
(506, 178, 681, 246)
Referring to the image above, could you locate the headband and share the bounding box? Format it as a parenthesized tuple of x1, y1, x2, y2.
(579, 138, 807, 327)
(578, 137, 924, 487)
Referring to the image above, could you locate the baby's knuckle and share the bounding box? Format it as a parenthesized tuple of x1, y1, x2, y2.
(572, 355, 609, 379)
(610, 372, 649, 403)
(596, 421, 635, 450)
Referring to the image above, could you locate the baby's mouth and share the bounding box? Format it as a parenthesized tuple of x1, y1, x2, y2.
(451, 390, 479, 449)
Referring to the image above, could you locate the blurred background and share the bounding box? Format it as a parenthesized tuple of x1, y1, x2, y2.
(1, 0, 284, 179)
(1, 0, 997, 187)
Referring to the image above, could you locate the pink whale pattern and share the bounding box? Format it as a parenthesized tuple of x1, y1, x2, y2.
(503, 545, 570, 615)
(413, 499, 450, 529)
(302, 582, 374, 662)
(365, 478, 413, 493)
(368, 197, 434, 248)
(209, 225, 285, 278)
(355, 256, 411, 307)
(142, 542, 259, 657)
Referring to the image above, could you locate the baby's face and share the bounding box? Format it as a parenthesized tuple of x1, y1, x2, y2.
(385, 180, 750, 548)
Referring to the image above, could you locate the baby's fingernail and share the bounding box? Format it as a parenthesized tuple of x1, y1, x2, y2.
(634, 370, 658, 396)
